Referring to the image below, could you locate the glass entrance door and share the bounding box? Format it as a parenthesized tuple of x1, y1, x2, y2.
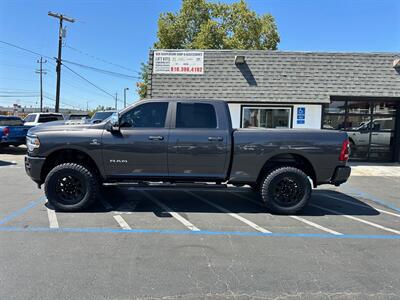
(323, 99, 399, 162)
(368, 102, 397, 161)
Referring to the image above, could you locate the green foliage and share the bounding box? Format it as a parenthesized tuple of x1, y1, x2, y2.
(154, 0, 280, 50)
(138, 0, 280, 98)
(137, 62, 149, 99)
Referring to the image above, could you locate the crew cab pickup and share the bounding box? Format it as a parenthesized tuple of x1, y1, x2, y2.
(0, 116, 30, 148)
(25, 99, 351, 213)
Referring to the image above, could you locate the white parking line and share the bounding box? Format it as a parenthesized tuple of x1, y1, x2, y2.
(186, 191, 271, 233)
(46, 207, 59, 229)
(113, 215, 131, 230)
(323, 193, 400, 219)
(139, 191, 200, 231)
(311, 204, 400, 235)
(231, 192, 341, 235)
(290, 216, 343, 235)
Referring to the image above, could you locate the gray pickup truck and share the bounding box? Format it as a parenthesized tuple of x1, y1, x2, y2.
(25, 99, 351, 214)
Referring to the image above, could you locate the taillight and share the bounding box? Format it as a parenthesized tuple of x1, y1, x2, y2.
(339, 139, 350, 161)
(3, 127, 9, 136)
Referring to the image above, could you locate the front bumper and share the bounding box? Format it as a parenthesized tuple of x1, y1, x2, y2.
(331, 166, 351, 186)
(25, 155, 46, 185)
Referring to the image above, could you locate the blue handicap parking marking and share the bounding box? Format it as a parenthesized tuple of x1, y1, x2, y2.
(0, 226, 400, 240)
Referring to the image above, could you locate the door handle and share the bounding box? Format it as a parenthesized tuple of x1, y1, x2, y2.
(148, 135, 164, 141)
(208, 136, 223, 142)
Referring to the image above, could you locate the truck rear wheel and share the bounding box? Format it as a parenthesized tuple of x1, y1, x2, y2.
(260, 166, 311, 214)
(45, 163, 99, 211)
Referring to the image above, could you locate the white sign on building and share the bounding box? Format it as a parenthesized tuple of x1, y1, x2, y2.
(153, 51, 204, 74)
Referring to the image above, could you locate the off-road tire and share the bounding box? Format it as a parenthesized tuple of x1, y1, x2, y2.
(260, 166, 311, 214)
(45, 163, 99, 211)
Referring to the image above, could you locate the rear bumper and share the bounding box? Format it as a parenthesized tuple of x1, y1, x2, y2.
(25, 155, 46, 185)
(331, 166, 351, 186)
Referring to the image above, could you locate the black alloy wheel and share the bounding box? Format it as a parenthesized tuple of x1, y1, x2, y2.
(45, 163, 99, 211)
(260, 166, 311, 214)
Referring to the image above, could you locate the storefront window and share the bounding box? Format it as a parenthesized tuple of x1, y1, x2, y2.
(322, 114, 346, 130)
(242, 107, 291, 128)
(347, 101, 372, 114)
(323, 101, 346, 114)
(323, 99, 398, 161)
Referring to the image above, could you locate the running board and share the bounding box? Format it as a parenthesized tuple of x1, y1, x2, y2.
(103, 181, 230, 189)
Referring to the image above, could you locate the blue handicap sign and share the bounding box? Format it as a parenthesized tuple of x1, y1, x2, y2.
(297, 107, 305, 115)
(297, 107, 306, 125)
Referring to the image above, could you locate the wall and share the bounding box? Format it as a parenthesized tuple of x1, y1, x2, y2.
(228, 103, 241, 128)
(292, 104, 322, 129)
(227, 103, 322, 129)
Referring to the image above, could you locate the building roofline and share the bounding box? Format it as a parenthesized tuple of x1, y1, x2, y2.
(150, 49, 400, 56)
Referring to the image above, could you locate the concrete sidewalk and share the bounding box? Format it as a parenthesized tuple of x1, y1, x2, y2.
(348, 162, 400, 177)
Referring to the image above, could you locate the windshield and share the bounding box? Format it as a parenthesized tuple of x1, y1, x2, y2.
(92, 111, 115, 121)
(0, 117, 23, 126)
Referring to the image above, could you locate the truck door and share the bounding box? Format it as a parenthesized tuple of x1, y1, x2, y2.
(168, 102, 229, 180)
(102, 102, 170, 178)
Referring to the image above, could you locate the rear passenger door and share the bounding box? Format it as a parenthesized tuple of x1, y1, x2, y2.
(168, 102, 229, 180)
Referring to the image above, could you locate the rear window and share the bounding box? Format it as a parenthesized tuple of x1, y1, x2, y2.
(176, 103, 217, 128)
(38, 115, 63, 123)
(0, 117, 23, 126)
(24, 114, 36, 123)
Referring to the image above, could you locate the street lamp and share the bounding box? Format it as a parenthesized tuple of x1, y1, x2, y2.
(124, 87, 129, 108)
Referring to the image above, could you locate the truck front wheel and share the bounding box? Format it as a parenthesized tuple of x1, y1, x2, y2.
(45, 163, 99, 211)
(260, 166, 311, 214)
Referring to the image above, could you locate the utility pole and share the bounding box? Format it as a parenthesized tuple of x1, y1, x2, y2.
(35, 57, 47, 112)
(115, 92, 118, 110)
(124, 87, 129, 108)
(48, 11, 75, 113)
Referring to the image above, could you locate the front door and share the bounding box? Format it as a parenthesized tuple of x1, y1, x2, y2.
(168, 102, 229, 180)
(102, 102, 170, 178)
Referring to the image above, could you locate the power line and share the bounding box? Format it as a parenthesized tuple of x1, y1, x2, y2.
(62, 64, 115, 99)
(64, 45, 138, 73)
(0, 40, 53, 60)
(0, 94, 39, 97)
(62, 59, 140, 79)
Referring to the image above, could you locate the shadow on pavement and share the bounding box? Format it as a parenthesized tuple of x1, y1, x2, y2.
(0, 145, 27, 155)
(0, 160, 17, 167)
(67, 186, 381, 217)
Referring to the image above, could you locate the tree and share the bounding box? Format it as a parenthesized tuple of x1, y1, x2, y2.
(138, 0, 280, 98)
(136, 62, 149, 100)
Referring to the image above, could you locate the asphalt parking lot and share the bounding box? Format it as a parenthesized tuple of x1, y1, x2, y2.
(1, 146, 400, 299)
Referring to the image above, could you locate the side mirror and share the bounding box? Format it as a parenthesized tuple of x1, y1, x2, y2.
(106, 113, 120, 133)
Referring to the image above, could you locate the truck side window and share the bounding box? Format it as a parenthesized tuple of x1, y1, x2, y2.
(120, 102, 168, 128)
(176, 103, 217, 128)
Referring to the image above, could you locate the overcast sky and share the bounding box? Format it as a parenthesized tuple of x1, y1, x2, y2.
(0, 0, 399, 110)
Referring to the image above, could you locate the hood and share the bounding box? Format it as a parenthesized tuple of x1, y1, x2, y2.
(28, 120, 106, 135)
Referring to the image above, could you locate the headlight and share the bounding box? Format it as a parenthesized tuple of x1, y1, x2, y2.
(26, 135, 40, 152)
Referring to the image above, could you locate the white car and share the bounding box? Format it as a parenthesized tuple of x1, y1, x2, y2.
(24, 113, 64, 126)
(347, 118, 393, 148)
